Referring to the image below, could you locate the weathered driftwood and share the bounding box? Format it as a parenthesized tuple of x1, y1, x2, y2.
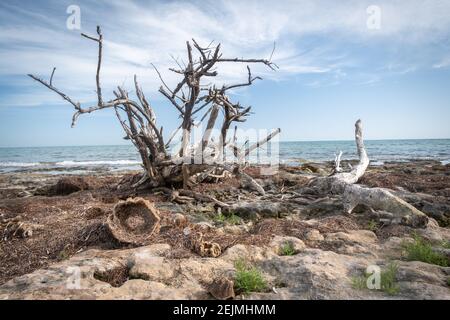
(28, 26, 279, 193)
(153, 187, 229, 208)
(312, 120, 428, 228)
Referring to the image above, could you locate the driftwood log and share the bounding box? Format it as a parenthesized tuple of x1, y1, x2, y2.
(28, 26, 280, 192)
(312, 120, 429, 228)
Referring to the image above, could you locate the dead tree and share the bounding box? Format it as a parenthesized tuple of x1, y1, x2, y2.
(28, 26, 280, 191)
(312, 120, 429, 228)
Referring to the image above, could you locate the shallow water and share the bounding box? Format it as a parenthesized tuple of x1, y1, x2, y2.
(0, 139, 449, 173)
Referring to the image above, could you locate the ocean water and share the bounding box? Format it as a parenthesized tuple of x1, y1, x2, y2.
(0, 139, 449, 174)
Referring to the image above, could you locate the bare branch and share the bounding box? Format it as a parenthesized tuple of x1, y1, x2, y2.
(27, 73, 80, 111)
(244, 128, 281, 157)
(159, 86, 185, 115)
(214, 57, 278, 70)
(222, 65, 262, 92)
(49, 67, 56, 86)
(81, 26, 103, 106)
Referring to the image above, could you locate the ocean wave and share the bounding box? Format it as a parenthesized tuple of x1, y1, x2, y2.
(0, 160, 141, 168)
(55, 160, 141, 166)
(0, 162, 41, 167)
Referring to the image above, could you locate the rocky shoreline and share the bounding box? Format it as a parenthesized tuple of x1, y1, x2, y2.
(0, 160, 449, 299)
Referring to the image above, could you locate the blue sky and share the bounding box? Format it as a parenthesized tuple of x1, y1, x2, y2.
(1, 0, 450, 147)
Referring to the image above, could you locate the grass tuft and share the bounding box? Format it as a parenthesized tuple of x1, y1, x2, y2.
(380, 263, 400, 295)
(402, 234, 449, 267)
(234, 259, 267, 294)
(214, 213, 242, 225)
(441, 240, 450, 249)
(351, 275, 367, 290)
(366, 220, 380, 232)
(279, 242, 296, 256)
(351, 262, 399, 296)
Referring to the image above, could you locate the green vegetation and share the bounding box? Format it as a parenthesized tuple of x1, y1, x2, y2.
(234, 259, 267, 294)
(441, 240, 450, 249)
(366, 220, 380, 232)
(380, 263, 400, 295)
(58, 250, 70, 261)
(447, 278, 450, 287)
(351, 262, 400, 296)
(402, 235, 449, 267)
(279, 242, 296, 256)
(214, 213, 242, 225)
(351, 275, 367, 290)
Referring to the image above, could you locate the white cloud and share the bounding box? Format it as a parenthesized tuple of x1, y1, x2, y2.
(433, 57, 450, 69)
(1, 0, 450, 108)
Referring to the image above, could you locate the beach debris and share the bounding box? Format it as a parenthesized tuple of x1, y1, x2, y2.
(207, 277, 235, 300)
(83, 206, 107, 220)
(153, 187, 229, 208)
(1, 216, 42, 240)
(50, 177, 90, 195)
(172, 213, 188, 228)
(187, 231, 221, 258)
(195, 241, 221, 258)
(304, 229, 324, 242)
(107, 197, 160, 245)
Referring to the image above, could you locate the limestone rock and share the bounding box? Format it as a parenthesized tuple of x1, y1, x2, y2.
(227, 201, 289, 220)
(1, 242, 449, 300)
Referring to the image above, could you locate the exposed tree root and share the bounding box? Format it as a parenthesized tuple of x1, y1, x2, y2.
(153, 187, 229, 208)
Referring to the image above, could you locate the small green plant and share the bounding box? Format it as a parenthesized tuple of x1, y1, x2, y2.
(351, 275, 367, 290)
(441, 240, 450, 249)
(402, 235, 449, 267)
(351, 263, 399, 296)
(367, 220, 379, 232)
(380, 263, 400, 295)
(234, 259, 267, 294)
(58, 250, 70, 260)
(280, 242, 296, 256)
(447, 277, 450, 287)
(214, 213, 241, 225)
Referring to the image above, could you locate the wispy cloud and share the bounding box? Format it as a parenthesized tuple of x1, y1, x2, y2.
(1, 0, 450, 107)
